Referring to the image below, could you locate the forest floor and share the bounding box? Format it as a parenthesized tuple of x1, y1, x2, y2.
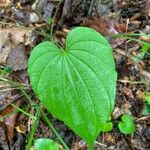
(0, 0, 150, 149)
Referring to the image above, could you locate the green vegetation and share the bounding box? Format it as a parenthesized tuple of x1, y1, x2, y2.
(118, 114, 135, 134)
(28, 27, 117, 150)
(34, 138, 59, 150)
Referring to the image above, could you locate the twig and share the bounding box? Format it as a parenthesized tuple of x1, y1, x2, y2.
(118, 79, 146, 84)
(94, 141, 107, 147)
(50, 0, 63, 38)
(87, 0, 96, 17)
(136, 116, 150, 121)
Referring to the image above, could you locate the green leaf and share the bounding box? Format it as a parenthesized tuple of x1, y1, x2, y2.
(141, 43, 150, 52)
(101, 121, 113, 132)
(118, 114, 135, 134)
(28, 27, 117, 149)
(47, 17, 54, 25)
(132, 43, 150, 62)
(34, 138, 59, 150)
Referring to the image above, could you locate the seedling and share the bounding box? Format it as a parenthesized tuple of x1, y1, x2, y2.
(118, 114, 135, 134)
(28, 27, 117, 150)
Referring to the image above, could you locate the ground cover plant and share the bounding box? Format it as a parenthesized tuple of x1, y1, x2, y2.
(28, 27, 117, 149)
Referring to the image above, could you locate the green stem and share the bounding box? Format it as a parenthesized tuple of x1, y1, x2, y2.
(88, 141, 94, 150)
(89, 145, 94, 150)
(11, 104, 36, 119)
(111, 33, 150, 38)
(41, 110, 70, 150)
(20, 88, 33, 104)
(26, 106, 43, 150)
(111, 34, 150, 46)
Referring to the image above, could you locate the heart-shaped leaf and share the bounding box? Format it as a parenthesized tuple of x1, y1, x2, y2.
(28, 27, 117, 149)
(118, 114, 135, 134)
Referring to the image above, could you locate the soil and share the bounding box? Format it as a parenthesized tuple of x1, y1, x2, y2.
(0, 0, 150, 150)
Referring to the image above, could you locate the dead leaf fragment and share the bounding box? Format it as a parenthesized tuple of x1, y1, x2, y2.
(4, 99, 22, 146)
(0, 0, 11, 7)
(105, 133, 115, 143)
(6, 44, 27, 71)
(82, 17, 126, 36)
(71, 140, 87, 150)
(0, 126, 9, 150)
(136, 90, 144, 100)
(15, 124, 26, 134)
(0, 27, 35, 64)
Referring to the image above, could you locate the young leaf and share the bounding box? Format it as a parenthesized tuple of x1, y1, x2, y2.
(34, 138, 59, 150)
(118, 114, 135, 134)
(101, 121, 113, 132)
(28, 27, 117, 149)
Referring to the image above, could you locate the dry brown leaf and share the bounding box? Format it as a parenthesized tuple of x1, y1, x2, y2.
(71, 140, 87, 150)
(15, 124, 26, 134)
(139, 35, 150, 42)
(6, 44, 27, 71)
(82, 17, 126, 36)
(4, 99, 22, 146)
(105, 133, 115, 144)
(0, 27, 34, 64)
(82, 17, 111, 36)
(0, 126, 9, 149)
(0, 0, 11, 7)
(136, 90, 144, 100)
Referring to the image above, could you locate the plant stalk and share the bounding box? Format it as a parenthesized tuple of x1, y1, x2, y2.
(41, 110, 70, 150)
(26, 106, 42, 150)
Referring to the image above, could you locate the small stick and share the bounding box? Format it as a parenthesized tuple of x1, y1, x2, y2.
(94, 141, 107, 147)
(87, 0, 96, 17)
(136, 116, 150, 121)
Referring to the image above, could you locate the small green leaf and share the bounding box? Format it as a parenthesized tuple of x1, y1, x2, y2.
(118, 114, 135, 134)
(132, 42, 150, 62)
(47, 17, 54, 25)
(141, 43, 150, 52)
(101, 121, 113, 132)
(34, 138, 59, 150)
(28, 27, 117, 149)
